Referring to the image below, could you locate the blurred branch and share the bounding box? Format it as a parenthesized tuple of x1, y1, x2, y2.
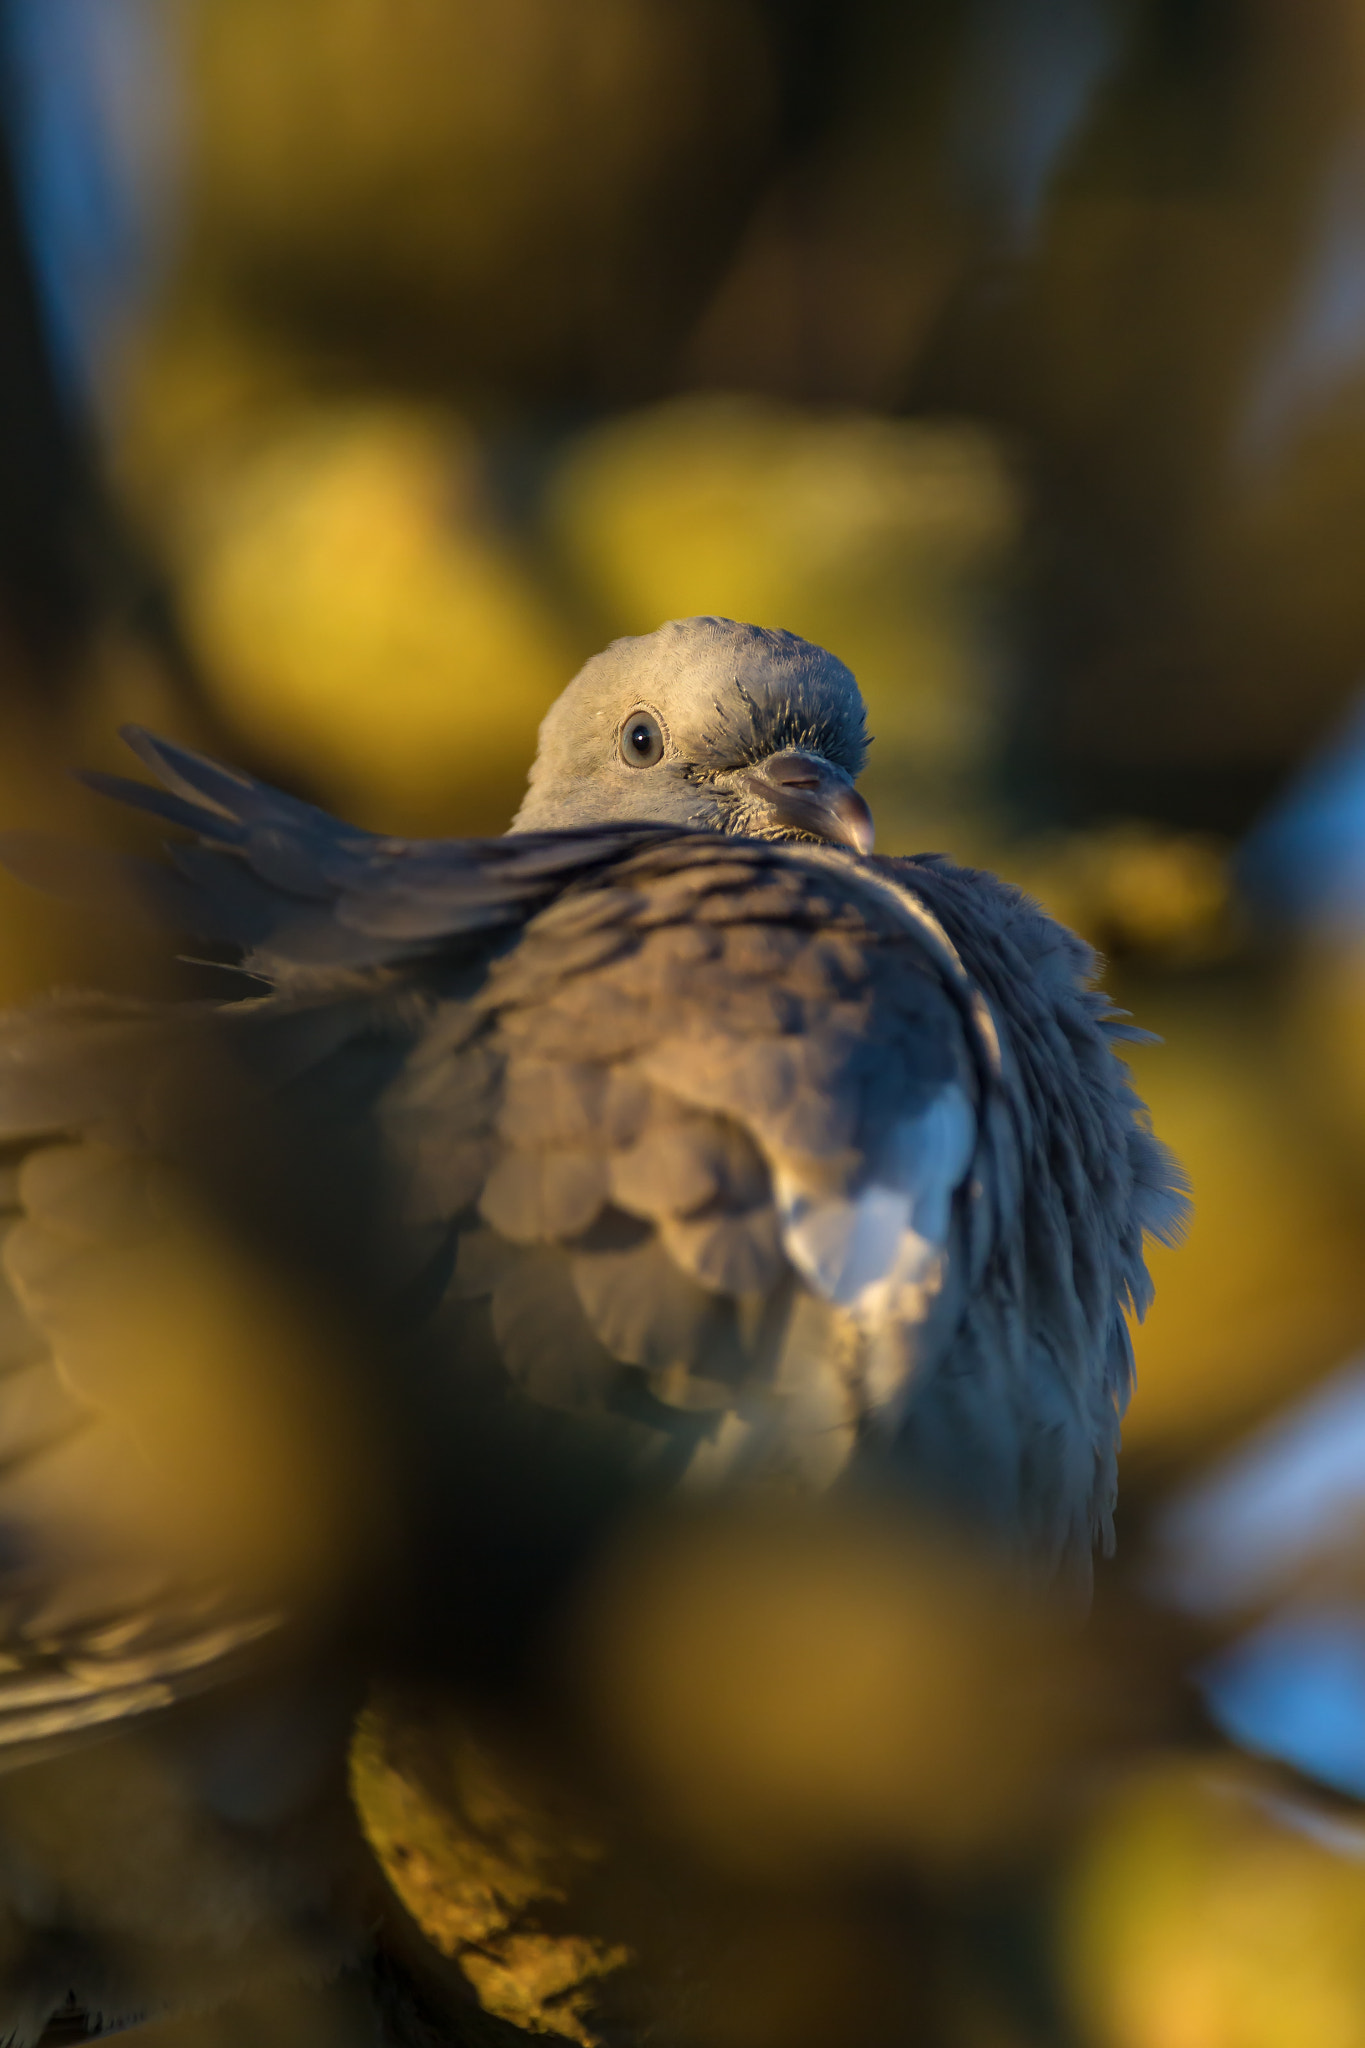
(0, 15, 197, 708)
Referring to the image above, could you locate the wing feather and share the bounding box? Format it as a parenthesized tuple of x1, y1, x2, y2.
(0, 738, 1187, 1615)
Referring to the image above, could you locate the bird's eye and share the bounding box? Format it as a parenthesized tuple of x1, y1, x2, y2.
(620, 709, 664, 768)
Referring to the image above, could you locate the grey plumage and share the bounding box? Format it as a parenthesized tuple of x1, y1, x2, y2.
(0, 614, 1186, 2038)
(512, 616, 874, 848)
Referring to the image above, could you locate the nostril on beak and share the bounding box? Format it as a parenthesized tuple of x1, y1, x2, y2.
(738, 748, 875, 853)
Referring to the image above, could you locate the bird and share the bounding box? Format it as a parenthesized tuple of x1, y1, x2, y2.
(0, 614, 1186, 2042)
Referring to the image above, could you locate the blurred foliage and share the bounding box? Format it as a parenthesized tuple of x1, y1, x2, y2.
(0, 1731, 354, 2038)
(1282, 938, 1365, 1190)
(1065, 1762, 1365, 2048)
(114, 376, 1020, 839)
(170, 0, 776, 401)
(563, 1507, 1099, 1877)
(118, 1982, 378, 2048)
(28, 1173, 374, 1598)
(1011, 825, 1235, 968)
(1117, 981, 1365, 1458)
(352, 1703, 629, 2045)
(348, 1507, 1132, 2048)
(159, 403, 578, 833)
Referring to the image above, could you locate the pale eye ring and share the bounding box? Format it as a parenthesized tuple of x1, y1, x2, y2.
(620, 708, 664, 768)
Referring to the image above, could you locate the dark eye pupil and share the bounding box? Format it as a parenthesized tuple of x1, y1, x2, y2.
(630, 724, 651, 753)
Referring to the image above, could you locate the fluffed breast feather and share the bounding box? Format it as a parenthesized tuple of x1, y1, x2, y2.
(0, 732, 1189, 1771)
(375, 837, 1186, 1577)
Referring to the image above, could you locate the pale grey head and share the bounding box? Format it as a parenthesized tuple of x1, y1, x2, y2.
(510, 616, 875, 852)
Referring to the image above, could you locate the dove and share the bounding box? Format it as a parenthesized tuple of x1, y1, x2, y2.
(0, 615, 1186, 2041)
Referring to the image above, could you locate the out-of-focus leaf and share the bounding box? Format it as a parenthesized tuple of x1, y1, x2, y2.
(171, 0, 775, 394)
(1120, 987, 1365, 1455)
(164, 406, 580, 833)
(13, 1174, 377, 1602)
(1283, 939, 1365, 1187)
(1011, 822, 1235, 964)
(565, 1506, 1101, 1875)
(350, 1668, 1056, 2048)
(351, 1700, 629, 2046)
(1065, 1760, 1365, 2048)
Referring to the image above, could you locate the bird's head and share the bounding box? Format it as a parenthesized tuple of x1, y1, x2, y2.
(510, 616, 874, 852)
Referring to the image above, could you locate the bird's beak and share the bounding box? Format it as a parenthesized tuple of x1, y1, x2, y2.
(736, 749, 875, 854)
